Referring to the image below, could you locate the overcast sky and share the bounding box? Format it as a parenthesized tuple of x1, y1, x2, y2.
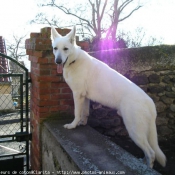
(0, 0, 175, 44)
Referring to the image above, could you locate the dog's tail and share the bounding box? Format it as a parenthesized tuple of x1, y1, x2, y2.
(148, 120, 166, 167)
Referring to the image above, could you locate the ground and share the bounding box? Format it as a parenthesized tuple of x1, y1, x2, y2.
(110, 135, 175, 175)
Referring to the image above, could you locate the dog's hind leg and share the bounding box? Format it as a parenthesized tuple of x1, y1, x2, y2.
(64, 92, 85, 129)
(125, 124, 155, 168)
(78, 98, 89, 126)
(148, 121, 166, 167)
(135, 136, 155, 168)
(121, 101, 156, 168)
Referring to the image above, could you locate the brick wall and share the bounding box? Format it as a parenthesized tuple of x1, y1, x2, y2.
(25, 27, 89, 171)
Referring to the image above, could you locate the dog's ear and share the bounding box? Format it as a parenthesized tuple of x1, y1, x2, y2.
(51, 27, 61, 40)
(66, 26, 76, 45)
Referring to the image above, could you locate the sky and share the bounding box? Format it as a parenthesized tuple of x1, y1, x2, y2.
(0, 0, 175, 68)
(118, 0, 175, 45)
(0, 0, 175, 43)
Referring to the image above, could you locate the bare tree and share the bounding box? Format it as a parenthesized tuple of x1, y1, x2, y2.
(5, 34, 28, 73)
(106, 0, 142, 39)
(6, 34, 27, 61)
(33, 0, 142, 40)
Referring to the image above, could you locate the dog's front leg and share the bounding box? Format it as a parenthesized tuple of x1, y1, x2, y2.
(78, 98, 89, 126)
(64, 93, 85, 129)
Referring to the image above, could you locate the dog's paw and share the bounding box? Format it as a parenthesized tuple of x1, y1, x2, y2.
(64, 123, 76, 129)
(78, 120, 87, 126)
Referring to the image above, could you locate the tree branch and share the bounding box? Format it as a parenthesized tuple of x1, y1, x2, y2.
(99, 0, 107, 22)
(89, 0, 97, 33)
(119, 5, 142, 22)
(44, 0, 95, 31)
(119, 0, 133, 13)
(6, 34, 27, 61)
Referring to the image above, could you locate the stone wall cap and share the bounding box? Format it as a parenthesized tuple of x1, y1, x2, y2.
(43, 119, 160, 174)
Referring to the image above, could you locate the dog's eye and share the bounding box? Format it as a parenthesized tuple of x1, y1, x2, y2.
(63, 47, 68, 51)
(53, 47, 58, 50)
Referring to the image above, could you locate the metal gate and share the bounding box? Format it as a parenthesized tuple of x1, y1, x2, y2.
(0, 52, 31, 172)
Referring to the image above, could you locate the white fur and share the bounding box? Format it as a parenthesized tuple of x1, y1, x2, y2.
(51, 26, 166, 168)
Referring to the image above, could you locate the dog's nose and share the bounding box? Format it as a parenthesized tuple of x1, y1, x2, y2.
(55, 58, 62, 64)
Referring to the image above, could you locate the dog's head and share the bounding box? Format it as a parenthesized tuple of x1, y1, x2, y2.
(51, 26, 76, 65)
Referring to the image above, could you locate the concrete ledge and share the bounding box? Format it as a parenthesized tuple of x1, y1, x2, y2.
(42, 118, 160, 175)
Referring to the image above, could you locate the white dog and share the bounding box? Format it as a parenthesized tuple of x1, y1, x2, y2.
(51, 26, 166, 168)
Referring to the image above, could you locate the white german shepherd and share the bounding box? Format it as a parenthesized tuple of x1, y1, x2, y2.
(51, 26, 166, 168)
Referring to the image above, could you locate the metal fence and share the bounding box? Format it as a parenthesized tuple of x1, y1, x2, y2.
(0, 52, 31, 172)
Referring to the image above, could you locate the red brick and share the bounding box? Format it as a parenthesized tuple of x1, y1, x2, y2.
(31, 150, 41, 171)
(25, 39, 34, 50)
(48, 57, 55, 64)
(57, 105, 70, 111)
(61, 87, 72, 93)
(37, 75, 60, 82)
(26, 49, 33, 56)
(51, 94, 72, 100)
(37, 64, 57, 70)
(36, 106, 50, 113)
(60, 99, 74, 106)
(31, 68, 39, 76)
(37, 57, 49, 64)
(42, 39, 51, 45)
(35, 38, 51, 45)
(38, 88, 51, 95)
(51, 69, 58, 75)
(39, 112, 54, 120)
(31, 62, 38, 68)
(50, 105, 69, 112)
(41, 27, 51, 38)
(25, 38, 52, 51)
(38, 94, 50, 100)
(50, 88, 61, 94)
(49, 106, 59, 112)
(29, 56, 49, 64)
(37, 100, 59, 106)
(51, 82, 68, 88)
(30, 32, 42, 38)
(49, 64, 58, 70)
(39, 69, 50, 76)
(31, 57, 36, 62)
(26, 50, 46, 57)
(35, 82, 51, 88)
(31, 130, 39, 145)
